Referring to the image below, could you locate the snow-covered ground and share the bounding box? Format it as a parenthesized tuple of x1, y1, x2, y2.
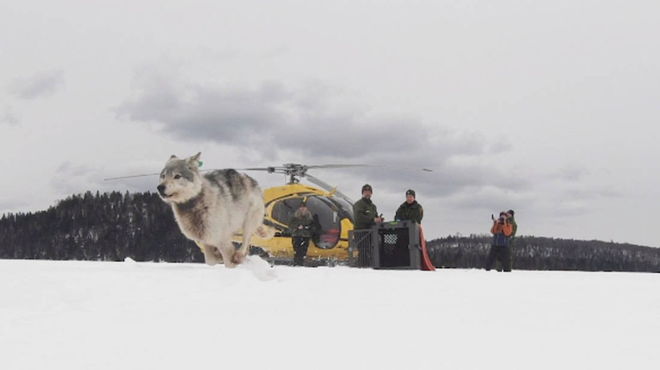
(1, 257, 658, 370)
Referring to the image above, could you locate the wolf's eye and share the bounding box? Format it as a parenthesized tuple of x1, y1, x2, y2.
(174, 174, 182, 180)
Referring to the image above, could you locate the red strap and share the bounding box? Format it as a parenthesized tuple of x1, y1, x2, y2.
(419, 225, 436, 271)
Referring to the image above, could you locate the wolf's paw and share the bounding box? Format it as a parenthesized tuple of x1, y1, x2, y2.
(231, 253, 245, 266)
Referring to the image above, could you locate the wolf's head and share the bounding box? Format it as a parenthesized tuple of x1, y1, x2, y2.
(157, 152, 204, 204)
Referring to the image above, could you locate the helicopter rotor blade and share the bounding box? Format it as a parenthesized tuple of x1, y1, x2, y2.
(104, 166, 288, 182)
(235, 166, 291, 174)
(104, 173, 161, 181)
(306, 164, 372, 170)
(104, 162, 432, 182)
(307, 164, 433, 172)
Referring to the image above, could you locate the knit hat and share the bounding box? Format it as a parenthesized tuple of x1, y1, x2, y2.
(507, 209, 515, 216)
(362, 184, 373, 192)
(406, 189, 416, 198)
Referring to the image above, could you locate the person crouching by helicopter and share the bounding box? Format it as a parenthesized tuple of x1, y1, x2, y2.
(394, 189, 424, 224)
(353, 184, 384, 266)
(289, 199, 314, 266)
(485, 212, 515, 272)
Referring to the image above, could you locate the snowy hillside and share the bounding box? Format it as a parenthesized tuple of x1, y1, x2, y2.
(1, 258, 658, 370)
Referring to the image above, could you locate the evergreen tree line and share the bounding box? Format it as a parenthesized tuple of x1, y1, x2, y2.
(426, 234, 660, 272)
(1, 191, 659, 272)
(0, 191, 203, 263)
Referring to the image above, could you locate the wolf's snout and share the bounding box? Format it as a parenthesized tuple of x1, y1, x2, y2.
(157, 184, 166, 195)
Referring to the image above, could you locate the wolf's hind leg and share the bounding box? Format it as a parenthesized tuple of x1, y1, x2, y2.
(236, 206, 262, 265)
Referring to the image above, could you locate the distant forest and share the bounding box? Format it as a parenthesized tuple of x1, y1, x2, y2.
(1, 191, 659, 272)
(0, 191, 203, 263)
(426, 235, 660, 272)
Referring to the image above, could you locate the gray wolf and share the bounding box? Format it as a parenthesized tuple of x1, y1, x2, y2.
(157, 152, 274, 267)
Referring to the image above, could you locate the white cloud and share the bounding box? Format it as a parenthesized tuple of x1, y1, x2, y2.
(8, 70, 65, 100)
(0, 106, 20, 126)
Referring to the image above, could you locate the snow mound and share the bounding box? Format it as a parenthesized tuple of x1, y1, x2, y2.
(240, 255, 279, 281)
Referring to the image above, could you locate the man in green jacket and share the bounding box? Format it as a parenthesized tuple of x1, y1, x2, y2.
(352, 184, 383, 266)
(394, 189, 424, 224)
(353, 184, 383, 230)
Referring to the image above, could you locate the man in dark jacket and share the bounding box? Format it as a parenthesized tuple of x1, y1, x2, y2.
(394, 189, 424, 224)
(289, 200, 314, 266)
(352, 184, 383, 266)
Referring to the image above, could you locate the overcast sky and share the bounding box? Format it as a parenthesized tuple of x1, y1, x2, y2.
(2, 0, 659, 246)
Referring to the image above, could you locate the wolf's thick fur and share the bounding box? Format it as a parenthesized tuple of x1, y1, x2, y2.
(157, 153, 274, 267)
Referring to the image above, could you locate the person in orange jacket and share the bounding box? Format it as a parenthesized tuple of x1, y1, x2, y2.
(485, 211, 515, 272)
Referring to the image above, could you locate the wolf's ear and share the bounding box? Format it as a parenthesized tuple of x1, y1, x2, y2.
(168, 155, 179, 162)
(187, 152, 202, 168)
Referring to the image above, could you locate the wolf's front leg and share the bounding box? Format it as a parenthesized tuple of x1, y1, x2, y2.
(232, 240, 249, 266)
(201, 244, 223, 266)
(218, 241, 239, 268)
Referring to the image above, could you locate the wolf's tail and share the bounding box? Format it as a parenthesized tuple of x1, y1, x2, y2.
(256, 224, 276, 239)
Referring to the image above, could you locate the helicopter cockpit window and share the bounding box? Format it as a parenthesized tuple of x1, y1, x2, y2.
(330, 197, 354, 223)
(305, 196, 342, 249)
(270, 198, 304, 231)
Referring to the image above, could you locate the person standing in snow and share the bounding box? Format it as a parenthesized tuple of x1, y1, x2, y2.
(394, 189, 424, 224)
(485, 212, 514, 272)
(353, 184, 384, 266)
(496, 210, 519, 271)
(353, 184, 383, 230)
(289, 199, 314, 266)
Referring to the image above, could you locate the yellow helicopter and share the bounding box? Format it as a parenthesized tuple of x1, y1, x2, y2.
(232, 163, 363, 263)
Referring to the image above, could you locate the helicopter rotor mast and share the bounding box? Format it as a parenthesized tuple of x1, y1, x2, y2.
(238, 164, 313, 185)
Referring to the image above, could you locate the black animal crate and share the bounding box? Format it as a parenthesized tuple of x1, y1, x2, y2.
(371, 221, 422, 269)
(348, 229, 376, 267)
